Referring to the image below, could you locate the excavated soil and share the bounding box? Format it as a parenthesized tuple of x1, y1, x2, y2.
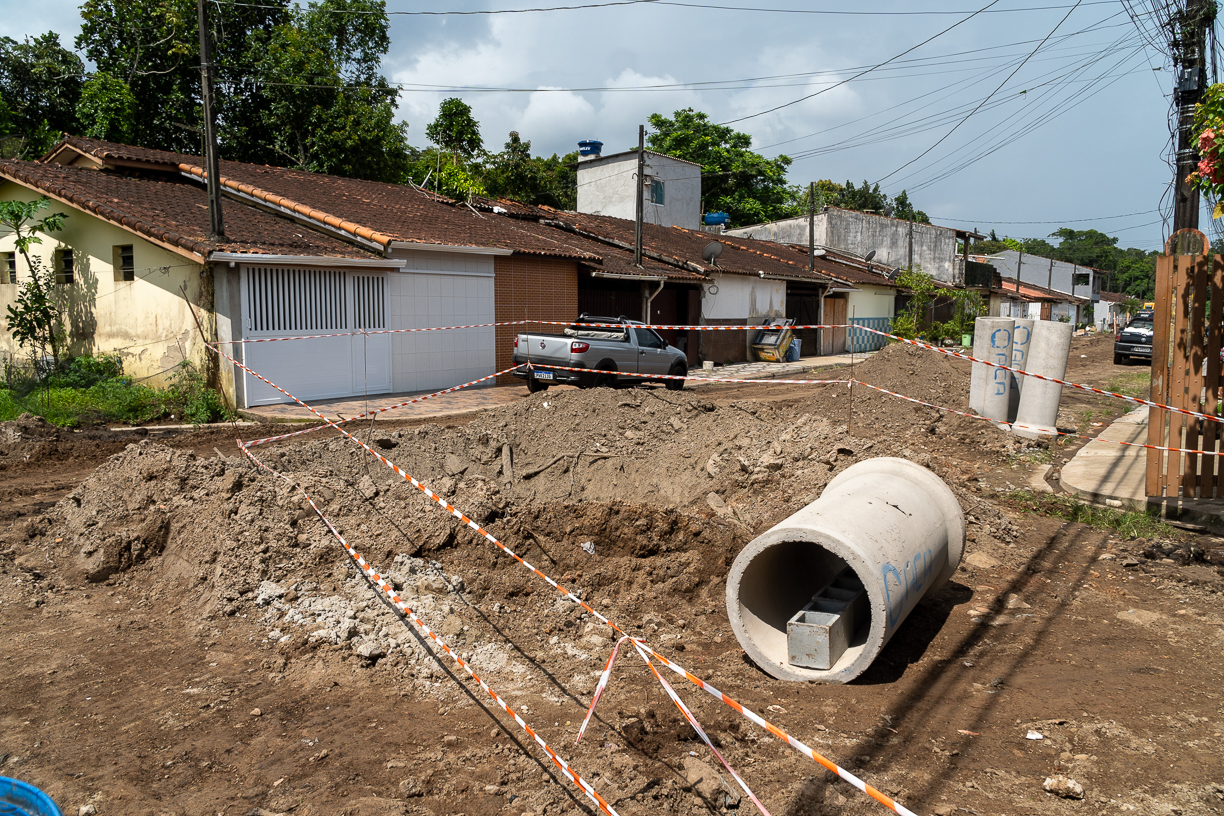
(2, 336, 1223, 816)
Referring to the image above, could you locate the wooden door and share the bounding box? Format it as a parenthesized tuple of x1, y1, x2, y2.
(824, 297, 848, 355)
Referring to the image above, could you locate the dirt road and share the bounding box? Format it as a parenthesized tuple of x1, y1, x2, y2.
(1, 335, 1221, 816)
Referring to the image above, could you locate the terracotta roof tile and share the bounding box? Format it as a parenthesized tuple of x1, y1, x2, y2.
(0, 160, 381, 261)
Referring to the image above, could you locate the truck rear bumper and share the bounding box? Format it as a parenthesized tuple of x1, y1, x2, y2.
(511, 364, 587, 385)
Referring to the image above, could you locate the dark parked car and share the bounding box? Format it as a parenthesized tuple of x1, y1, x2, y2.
(1114, 314, 1154, 365)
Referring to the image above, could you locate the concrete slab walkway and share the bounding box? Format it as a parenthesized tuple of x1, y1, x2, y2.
(1060, 406, 1148, 507)
(241, 352, 869, 423)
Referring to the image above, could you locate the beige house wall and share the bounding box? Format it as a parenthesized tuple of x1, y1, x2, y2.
(0, 181, 215, 391)
(844, 285, 896, 320)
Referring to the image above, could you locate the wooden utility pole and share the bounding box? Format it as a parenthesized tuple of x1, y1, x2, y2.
(634, 125, 644, 267)
(808, 182, 816, 273)
(1172, 0, 1213, 234)
(198, 0, 224, 239)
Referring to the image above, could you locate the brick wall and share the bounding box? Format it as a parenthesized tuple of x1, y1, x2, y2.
(494, 255, 579, 382)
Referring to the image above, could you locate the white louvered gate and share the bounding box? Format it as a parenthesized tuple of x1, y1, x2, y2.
(240, 266, 392, 407)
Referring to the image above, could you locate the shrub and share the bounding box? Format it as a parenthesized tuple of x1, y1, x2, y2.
(168, 361, 231, 425)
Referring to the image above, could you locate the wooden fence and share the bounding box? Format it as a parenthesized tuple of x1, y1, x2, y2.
(1145, 252, 1224, 498)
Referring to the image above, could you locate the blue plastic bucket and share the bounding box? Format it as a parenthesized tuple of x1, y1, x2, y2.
(0, 778, 62, 816)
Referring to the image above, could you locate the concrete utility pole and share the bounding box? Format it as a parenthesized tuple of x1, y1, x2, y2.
(808, 182, 816, 273)
(198, 0, 224, 240)
(1015, 250, 1023, 293)
(634, 125, 644, 267)
(1172, 0, 1213, 234)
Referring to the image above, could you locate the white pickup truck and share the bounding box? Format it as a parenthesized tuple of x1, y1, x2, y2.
(512, 314, 688, 393)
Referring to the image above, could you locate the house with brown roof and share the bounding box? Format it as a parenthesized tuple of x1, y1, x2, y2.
(2, 136, 603, 408)
(2, 136, 848, 405)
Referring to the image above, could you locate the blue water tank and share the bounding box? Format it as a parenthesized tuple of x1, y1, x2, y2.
(577, 140, 604, 157)
(704, 212, 730, 226)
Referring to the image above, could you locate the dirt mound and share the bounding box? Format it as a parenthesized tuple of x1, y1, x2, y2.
(0, 412, 150, 475)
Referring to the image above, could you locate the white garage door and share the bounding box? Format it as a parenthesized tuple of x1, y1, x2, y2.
(240, 266, 392, 407)
(387, 269, 495, 393)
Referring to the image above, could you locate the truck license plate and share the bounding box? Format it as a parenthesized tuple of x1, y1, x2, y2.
(1135, 346, 1151, 352)
(534, 371, 554, 380)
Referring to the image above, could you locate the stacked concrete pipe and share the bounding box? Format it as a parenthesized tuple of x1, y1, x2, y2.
(1012, 320, 1074, 438)
(1007, 318, 1035, 423)
(725, 458, 965, 683)
(969, 317, 1014, 424)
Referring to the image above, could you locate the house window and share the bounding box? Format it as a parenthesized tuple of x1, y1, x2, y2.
(1073, 272, 1090, 288)
(114, 244, 135, 282)
(1, 252, 14, 284)
(649, 178, 665, 205)
(57, 248, 74, 284)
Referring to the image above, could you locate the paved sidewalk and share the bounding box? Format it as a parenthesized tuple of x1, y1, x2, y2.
(1061, 405, 1224, 530)
(1060, 406, 1148, 506)
(241, 352, 868, 423)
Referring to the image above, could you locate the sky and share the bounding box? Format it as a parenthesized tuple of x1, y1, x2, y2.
(1, 0, 1204, 253)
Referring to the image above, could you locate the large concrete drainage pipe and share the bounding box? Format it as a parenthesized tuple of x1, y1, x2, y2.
(725, 458, 965, 683)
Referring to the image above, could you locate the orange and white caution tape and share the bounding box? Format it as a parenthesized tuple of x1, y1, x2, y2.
(244, 364, 525, 449)
(524, 362, 848, 387)
(205, 340, 922, 816)
(237, 443, 620, 816)
(850, 379, 1224, 456)
(210, 345, 619, 815)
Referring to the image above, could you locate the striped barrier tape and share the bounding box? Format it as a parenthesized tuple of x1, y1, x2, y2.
(243, 364, 526, 449)
(848, 379, 1224, 456)
(578, 636, 771, 816)
(235, 442, 619, 816)
(206, 340, 621, 814)
(524, 362, 848, 387)
(209, 343, 924, 816)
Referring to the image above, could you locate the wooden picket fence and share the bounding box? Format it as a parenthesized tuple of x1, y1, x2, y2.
(1145, 248, 1224, 499)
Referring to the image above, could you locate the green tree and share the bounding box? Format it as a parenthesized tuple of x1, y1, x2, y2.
(76, 0, 412, 183)
(425, 97, 484, 164)
(482, 132, 578, 209)
(257, 0, 411, 181)
(75, 71, 138, 143)
(646, 108, 801, 227)
(1, 197, 68, 371)
(891, 190, 929, 224)
(0, 33, 84, 158)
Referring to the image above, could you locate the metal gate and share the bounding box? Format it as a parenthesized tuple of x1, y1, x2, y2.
(240, 266, 391, 407)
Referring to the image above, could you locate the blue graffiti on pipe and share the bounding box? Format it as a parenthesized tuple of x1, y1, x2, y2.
(881, 548, 935, 628)
(990, 328, 1011, 395)
(1010, 325, 1031, 393)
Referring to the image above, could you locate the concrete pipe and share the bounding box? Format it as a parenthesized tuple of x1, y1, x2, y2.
(725, 458, 965, 683)
(970, 318, 1014, 424)
(1012, 319, 1074, 439)
(1007, 318, 1035, 423)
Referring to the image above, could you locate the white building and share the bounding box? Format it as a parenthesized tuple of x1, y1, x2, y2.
(576, 147, 702, 229)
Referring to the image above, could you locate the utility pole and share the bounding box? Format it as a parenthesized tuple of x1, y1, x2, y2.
(907, 213, 914, 271)
(634, 125, 644, 267)
(198, 0, 224, 239)
(808, 182, 816, 273)
(1015, 250, 1023, 293)
(1172, 0, 1213, 235)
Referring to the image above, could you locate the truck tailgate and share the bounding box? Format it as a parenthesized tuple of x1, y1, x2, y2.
(520, 334, 573, 365)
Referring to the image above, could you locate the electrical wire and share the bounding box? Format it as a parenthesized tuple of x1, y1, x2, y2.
(875, 0, 1086, 184)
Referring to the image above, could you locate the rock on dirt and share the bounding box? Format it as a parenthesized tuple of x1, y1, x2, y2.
(1043, 774, 1086, 799)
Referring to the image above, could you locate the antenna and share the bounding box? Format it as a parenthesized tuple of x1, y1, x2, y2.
(702, 241, 723, 266)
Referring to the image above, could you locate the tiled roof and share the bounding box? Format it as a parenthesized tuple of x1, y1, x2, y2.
(44, 136, 600, 261)
(541, 211, 832, 283)
(996, 276, 1086, 303)
(0, 160, 382, 261)
(779, 243, 897, 287)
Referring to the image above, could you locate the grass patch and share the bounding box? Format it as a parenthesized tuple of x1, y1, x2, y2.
(1106, 370, 1151, 399)
(1, 355, 232, 427)
(1002, 489, 1184, 540)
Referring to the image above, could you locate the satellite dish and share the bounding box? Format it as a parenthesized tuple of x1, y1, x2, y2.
(864, 250, 877, 262)
(702, 242, 724, 265)
(812, 248, 826, 257)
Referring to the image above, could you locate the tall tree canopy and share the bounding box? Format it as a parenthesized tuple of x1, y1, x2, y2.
(72, 0, 411, 182)
(482, 131, 577, 210)
(0, 33, 84, 158)
(646, 108, 801, 227)
(812, 180, 929, 223)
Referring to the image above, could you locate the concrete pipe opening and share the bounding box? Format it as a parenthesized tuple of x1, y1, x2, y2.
(725, 458, 965, 683)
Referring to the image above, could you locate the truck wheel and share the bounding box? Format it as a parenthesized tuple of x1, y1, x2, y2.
(1113, 351, 1124, 365)
(665, 363, 687, 391)
(592, 361, 618, 388)
(527, 376, 549, 393)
